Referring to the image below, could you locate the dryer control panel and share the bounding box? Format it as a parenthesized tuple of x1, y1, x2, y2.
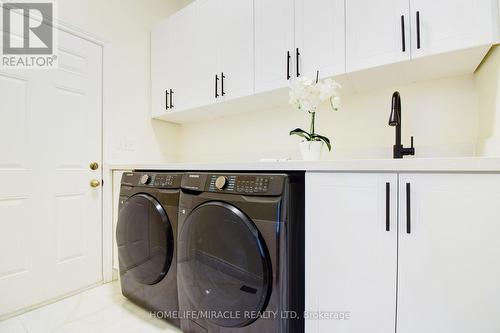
(181, 173, 286, 196)
(121, 172, 182, 189)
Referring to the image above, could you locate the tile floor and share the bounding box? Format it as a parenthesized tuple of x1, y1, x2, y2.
(0, 282, 181, 333)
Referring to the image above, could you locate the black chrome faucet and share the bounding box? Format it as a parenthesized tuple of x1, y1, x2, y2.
(388, 91, 415, 159)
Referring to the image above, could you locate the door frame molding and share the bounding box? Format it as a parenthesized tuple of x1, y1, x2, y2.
(51, 18, 114, 283)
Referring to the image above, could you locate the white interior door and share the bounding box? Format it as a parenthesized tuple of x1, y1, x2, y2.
(0, 28, 103, 317)
(397, 173, 500, 333)
(295, 0, 346, 79)
(254, 0, 295, 93)
(409, 0, 496, 58)
(346, 0, 410, 72)
(306, 172, 398, 333)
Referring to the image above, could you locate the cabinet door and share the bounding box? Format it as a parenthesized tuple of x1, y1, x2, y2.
(410, 0, 497, 58)
(295, 0, 345, 79)
(346, 0, 410, 72)
(218, 0, 254, 101)
(397, 173, 500, 333)
(254, 0, 294, 93)
(167, 6, 198, 111)
(193, 0, 220, 108)
(305, 172, 398, 333)
(151, 19, 171, 117)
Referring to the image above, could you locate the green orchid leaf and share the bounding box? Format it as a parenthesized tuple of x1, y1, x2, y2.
(289, 128, 312, 141)
(311, 133, 332, 151)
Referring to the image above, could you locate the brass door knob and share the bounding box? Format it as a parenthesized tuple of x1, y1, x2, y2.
(89, 162, 99, 170)
(90, 179, 101, 188)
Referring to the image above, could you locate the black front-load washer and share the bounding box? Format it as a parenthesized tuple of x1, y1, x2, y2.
(177, 172, 305, 333)
(116, 171, 182, 328)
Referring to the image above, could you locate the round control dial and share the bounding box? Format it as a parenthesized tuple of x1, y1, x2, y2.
(140, 174, 151, 185)
(215, 176, 228, 190)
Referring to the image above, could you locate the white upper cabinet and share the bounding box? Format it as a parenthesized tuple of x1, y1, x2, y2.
(346, 0, 499, 72)
(218, 0, 254, 101)
(254, 0, 295, 93)
(192, 0, 254, 107)
(151, 0, 498, 122)
(193, 0, 220, 108)
(410, 0, 498, 58)
(151, 5, 197, 116)
(295, 0, 346, 79)
(346, 0, 411, 72)
(151, 19, 170, 118)
(306, 172, 398, 333)
(397, 173, 500, 333)
(168, 7, 198, 111)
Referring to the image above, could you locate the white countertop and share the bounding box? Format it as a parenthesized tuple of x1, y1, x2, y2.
(108, 157, 500, 172)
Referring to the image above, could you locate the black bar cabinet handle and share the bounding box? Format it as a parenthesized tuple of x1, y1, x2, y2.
(386, 182, 390, 231)
(401, 15, 406, 52)
(221, 72, 225, 96)
(406, 183, 411, 234)
(416, 11, 421, 49)
(169, 89, 174, 108)
(215, 74, 219, 98)
(296, 48, 300, 77)
(165, 90, 169, 110)
(286, 51, 291, 80)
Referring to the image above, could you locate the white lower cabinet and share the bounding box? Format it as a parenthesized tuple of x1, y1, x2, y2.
(306, 172, 398, 332)
(306, 172, 500, 333)
(396, 173, 500, 333)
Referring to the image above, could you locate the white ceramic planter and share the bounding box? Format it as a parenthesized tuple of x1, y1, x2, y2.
(299, 141, 323, 161)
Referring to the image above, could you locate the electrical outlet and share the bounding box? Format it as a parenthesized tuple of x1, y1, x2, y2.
(116, 139, 137, 152)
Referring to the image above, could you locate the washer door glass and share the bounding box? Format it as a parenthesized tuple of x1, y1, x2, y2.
(178, 201, 272, 328)
(116, 193, 173, 285)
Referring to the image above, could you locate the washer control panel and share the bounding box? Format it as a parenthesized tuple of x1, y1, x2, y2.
(235, 175, 270, 193)
(187, 173, 284, 195)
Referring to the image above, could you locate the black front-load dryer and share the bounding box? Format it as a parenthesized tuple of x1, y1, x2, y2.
(177, 172, 305, 333)
(116, 171, 182, 328)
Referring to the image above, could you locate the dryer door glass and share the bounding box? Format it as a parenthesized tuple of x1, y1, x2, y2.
(116, 194, 173, 285)
(178, 201, 272, 328)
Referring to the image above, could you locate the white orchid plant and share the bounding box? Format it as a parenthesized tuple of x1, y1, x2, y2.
(289, 73, 341, 151)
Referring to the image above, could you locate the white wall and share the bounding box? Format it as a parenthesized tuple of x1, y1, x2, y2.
(476, 46, 500, 156)
(56, 0, 184, 164)
(178, 74, 479, 162)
